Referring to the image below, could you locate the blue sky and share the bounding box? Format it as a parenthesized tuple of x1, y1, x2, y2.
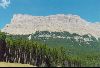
(0, 0, 100, 29)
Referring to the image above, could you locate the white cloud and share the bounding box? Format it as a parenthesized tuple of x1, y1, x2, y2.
(0, 0, 10, 9)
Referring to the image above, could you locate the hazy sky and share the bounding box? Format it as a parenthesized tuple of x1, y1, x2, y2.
(0, 0, 100, 29)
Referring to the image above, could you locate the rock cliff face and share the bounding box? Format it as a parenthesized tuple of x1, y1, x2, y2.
(1, 14, 100, 37)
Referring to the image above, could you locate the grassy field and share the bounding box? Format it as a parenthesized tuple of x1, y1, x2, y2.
(0, 62, 35, 67)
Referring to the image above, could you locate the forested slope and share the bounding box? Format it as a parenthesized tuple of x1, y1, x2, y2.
(0, 31, 100, 67)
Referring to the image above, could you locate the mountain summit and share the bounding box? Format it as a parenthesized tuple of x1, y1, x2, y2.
(1, 14, 100, 37)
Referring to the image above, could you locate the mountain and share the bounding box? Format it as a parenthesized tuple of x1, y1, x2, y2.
(2, 14, 100, 67)
(1, 14, 100, 38)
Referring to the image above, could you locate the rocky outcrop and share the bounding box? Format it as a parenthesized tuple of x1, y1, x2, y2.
(1, 14, 100, 38)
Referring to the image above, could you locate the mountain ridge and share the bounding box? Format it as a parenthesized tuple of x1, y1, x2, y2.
(1, 14, 100, 38)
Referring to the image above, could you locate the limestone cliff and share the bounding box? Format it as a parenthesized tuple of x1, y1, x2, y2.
(1, 14, 100, 38)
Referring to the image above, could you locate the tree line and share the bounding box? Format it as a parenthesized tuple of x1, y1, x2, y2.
(0, 31, 81, 67)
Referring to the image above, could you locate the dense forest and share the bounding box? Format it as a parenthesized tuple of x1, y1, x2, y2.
(0, 31, 100, 67)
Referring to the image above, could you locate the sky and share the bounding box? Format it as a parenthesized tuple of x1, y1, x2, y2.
(0, 0, 100, 29)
